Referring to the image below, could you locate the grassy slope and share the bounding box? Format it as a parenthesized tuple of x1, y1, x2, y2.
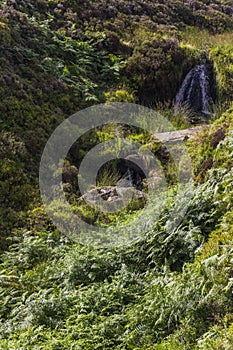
(0, 0, 233, 349)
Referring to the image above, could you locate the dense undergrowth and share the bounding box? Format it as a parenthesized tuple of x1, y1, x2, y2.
(0, 0, 233, 349)
(0, 108, 233, 349)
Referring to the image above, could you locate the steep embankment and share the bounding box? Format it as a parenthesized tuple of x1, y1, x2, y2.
(0, 0, 233, 247)
(0, 105, 232, 349)
(0, 1, 233, 349)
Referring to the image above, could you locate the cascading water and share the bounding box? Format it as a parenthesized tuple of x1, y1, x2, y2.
(175, 64, 213, 117)
(127, 168, 134, 187)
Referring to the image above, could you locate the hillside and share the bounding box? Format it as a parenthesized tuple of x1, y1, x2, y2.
(0, 0, 233, 349)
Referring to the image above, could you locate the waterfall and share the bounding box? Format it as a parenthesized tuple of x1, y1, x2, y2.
(175, 64, 212, 116)
(127, 168, 134, 187)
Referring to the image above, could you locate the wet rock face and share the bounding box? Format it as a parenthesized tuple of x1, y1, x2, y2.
(175, 64, 216, 117)
(117, 159, 146, 190)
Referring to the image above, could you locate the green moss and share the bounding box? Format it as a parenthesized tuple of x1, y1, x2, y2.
(0, 1, 233, 349)
(211, 45, 233, 102)
(188, 104, 233, 181)
(104, 89, 135, 103)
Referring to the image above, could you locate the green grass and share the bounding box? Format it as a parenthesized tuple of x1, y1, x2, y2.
(0, 0, 233, 348)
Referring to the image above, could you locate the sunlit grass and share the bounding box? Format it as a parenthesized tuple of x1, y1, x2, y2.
(181, 27, 233, 49)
